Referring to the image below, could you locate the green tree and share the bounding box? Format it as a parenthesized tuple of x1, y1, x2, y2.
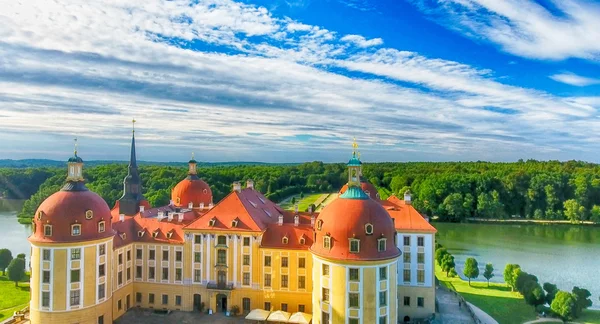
(441, 254, 455, 277)
(443, 193, 466, 222)
(7, 257, 25, 287)
(523, 281, 546, 307)
(16, 253, 25, 259)
(300, 192, 304, 199)
(572, 287, 592, 318)
(291, 197, 296, 205)
(543, 282, 558, 305)
(590, 205, 600, 223)
(564, 199, 585, 224)
(483, 263, 494, 287)
(463, 257, 479, 286)
(503, 264, 521, 292)
(551, 291, 577, 321)
(0, 248, 12, 275)
(434, 247, 448, 265)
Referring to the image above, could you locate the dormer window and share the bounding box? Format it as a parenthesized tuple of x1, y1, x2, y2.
(282, 236, 288, 244)
(120, 233, 126, 240)
(231, 219, 239, 228)
(71, 224, 81, 236)
(138, 230, 145, 237)
(316, 220, 323, 231)
(209, 218, 216, 227)
(365, 190, 370, 196)
(44, 224, 52, 236)
(152, 230, 159, 238)
(176, 197, 181, 205)
(349, 238, 360, 253)
(85, 210, 93, 220)
(98, 221, 105, 233)
(37, 211, 44, 220)
(323, 235, 331, 250)
(365, 223, 374, 235)
(166, 231, 173, 239)
(299, 236, 306, 245)
(203, 189, 208, 194)
(378, 238, 387, 252)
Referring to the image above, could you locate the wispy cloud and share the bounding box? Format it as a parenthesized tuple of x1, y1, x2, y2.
(410, 0, 600, 60)
(550, 72, 600, 87)
(340, 34, 383, 48)
(337, 0, 377, 12)
(0, 0, 598, 162)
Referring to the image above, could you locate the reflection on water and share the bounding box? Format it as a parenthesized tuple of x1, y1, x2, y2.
(0, 200, 31, 264)
(435, 222, 600, 309)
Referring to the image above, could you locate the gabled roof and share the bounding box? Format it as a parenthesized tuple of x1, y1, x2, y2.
(185, 188, 283, 231)
(261, 223, 314, 250)
(385, 195, 437, 233)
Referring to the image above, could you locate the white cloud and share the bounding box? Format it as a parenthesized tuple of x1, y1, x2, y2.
(0, 0, 598, 162)
(550, 72, 600, 87)
(340, 34, 383, 48)
(411, 0, 600, 60)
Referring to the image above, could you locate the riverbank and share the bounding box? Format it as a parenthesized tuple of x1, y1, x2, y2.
(435, 264, 600, 324)
(463, 218, 599, 226)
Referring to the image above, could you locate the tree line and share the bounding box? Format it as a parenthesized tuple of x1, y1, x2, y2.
(0, 248, 26, 287)
(8, 159, 600, 223)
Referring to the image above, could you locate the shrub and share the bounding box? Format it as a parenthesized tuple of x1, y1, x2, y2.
(230, 305, 240, 316)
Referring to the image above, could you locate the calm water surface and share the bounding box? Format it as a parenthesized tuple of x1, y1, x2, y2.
(435, 222, 600, 309)
(0, 200, 31, 264)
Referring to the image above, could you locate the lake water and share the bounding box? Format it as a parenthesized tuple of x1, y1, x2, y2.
(0, 200, 31, 265)
(435, 222, 600, 309)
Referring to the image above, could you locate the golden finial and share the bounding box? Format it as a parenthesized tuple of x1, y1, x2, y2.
(352, 137, 359, 157)
(74, 137, 78, 155)
(191, 152, 195, 160)
(132, 118, 136, 133)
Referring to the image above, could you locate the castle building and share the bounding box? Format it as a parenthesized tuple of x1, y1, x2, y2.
(28, 132, 436, 324)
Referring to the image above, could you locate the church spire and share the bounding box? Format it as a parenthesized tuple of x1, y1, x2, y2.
(118, 119, 145, 215)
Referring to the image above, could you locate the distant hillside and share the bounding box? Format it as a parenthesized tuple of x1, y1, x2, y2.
(0, 159, 288, 168)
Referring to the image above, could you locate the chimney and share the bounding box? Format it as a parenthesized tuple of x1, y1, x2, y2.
(169, 199, 174, 206)
(310, 215, 315, 227)
(208, 203, 214, 210)
(294, 215, 299, 227)
(246, 179, 254, 190)
(139, 205, 145, 213)
(308, 205, 313, 213)
(404, 190, 412, 205)
(167, 212, 173, 222)
(199, 202, 205, 210)
(188, 202, 193, 209)
(278, 214, 283, 226)
(294, 204, 298, 213)
(119, 214, 125, 222)
(233, 181, 241, 192)
(178, 213, 183, 222)
(158, 211, 165, 220)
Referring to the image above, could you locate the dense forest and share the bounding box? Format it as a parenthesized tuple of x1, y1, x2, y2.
(4, 160, 600, 224)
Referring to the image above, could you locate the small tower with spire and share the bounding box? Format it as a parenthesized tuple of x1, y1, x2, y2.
(187, 152, 199, 180)
(118, 119, 145, 215)
(347, 137, 362, 187)
(66, 138, 84, 182)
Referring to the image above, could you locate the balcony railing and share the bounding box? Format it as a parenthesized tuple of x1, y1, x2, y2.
(207, 282, 234, 290)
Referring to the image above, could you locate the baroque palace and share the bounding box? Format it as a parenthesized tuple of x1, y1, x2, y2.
(28, 129, 436, 324)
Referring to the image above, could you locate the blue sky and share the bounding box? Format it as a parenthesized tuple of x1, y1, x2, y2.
(0, 0, 600, 163)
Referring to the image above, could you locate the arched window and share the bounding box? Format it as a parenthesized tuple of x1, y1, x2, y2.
(44, 224, 52, 236)
(98, 221, 105, 233)
(71, 224, 81, 236)
(377, 238, 387, 252)
(365, 223, 374, 235)
(323, 235, 331, 249)
(85, 210, 93, 220)
(299, 237, 306, 245)
(282, 236, 288, 244)
(349, 238, 360, 253)
(37, 211, 44, 220)
(176, 197, 181, 204)
(316, 220, 323, 231)
(203, 189, 208, 194)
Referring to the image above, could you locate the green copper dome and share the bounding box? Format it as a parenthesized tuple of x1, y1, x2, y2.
(339, 186, 369, 200)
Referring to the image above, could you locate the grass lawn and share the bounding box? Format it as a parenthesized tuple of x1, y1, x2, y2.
(577, 309, 600, 324)
(0, 273, 30, 321)
(435, 264, 537, 324)
(279, 193, 327, 211)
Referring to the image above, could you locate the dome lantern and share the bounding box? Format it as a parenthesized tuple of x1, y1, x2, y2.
(347, 137, 362, 187)
(66, 138, 84, 183)
(188, 152, 198, 176)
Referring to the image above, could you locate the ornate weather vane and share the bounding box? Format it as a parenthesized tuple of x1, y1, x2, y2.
(352, 137, 359, 157)
(74, 137, 78, 155)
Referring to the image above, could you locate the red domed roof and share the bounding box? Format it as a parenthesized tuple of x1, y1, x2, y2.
(310, 189, 401, 261)
(340, 181, 380, 200)
(171, 177, 212, 208)
(29, 189, 114, 243)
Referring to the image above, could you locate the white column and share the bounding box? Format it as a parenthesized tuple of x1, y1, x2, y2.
(233, 235, 238, 287)
(205, 235, 211, 283)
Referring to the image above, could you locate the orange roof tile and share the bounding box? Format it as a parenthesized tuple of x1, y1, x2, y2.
(185, 188, 283, 232)
(261, 223, 314, 250)
(385, 195, 437, 233)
